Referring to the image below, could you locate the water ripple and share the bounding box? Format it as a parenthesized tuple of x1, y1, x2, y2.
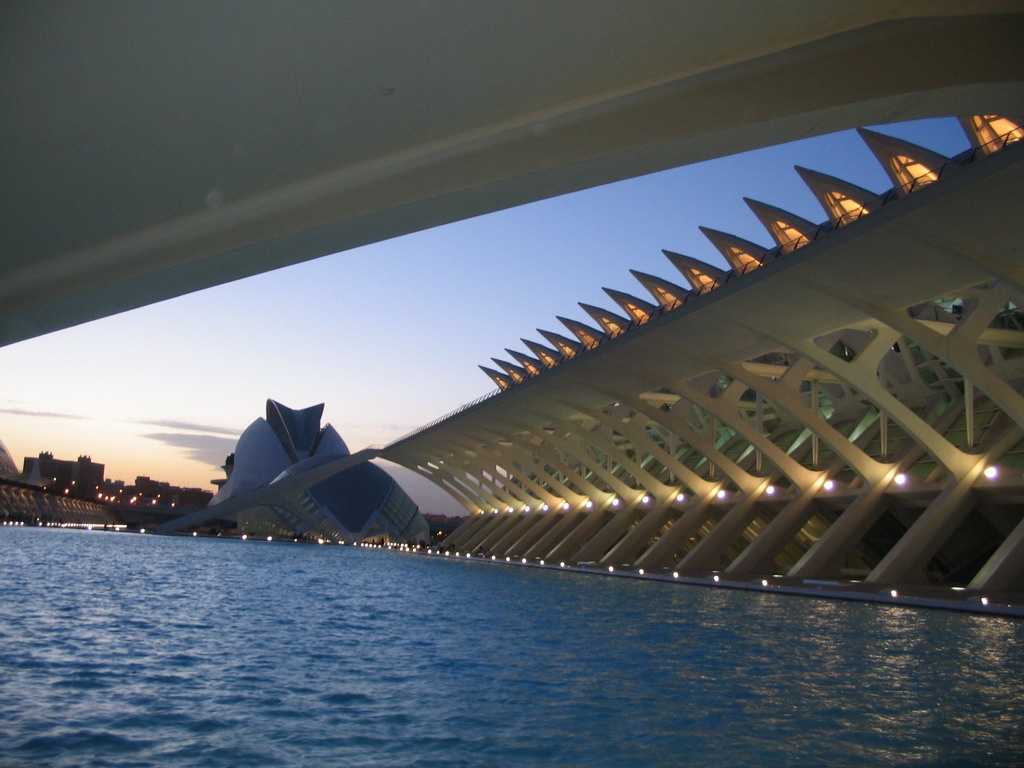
(1, 527, 1022, 767)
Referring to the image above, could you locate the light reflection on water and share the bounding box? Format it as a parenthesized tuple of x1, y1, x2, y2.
(1, 527, 1022, 767)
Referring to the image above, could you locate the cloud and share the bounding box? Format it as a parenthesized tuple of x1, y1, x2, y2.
(141, 433, 238, 467)
(133, 419, 240, 436)
(0, 407, 90, 420)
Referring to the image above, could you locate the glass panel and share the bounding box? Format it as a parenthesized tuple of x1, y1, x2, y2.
(728, 246, 761, 268)
(624, 303, 651, 323)
(653, 285, 682, 305)
(972, 115, 1024, 150)
(825, 190, 869, 225)
(692, 270, 718, 289)
(771, 220, 810, 251)
(891, 154, 939, 191)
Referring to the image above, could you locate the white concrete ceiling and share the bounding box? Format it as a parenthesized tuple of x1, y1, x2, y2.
(3, 1, 1023, 345)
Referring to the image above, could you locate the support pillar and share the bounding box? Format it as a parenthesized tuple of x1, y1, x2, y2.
(635, 492, 716, 569)
(726, 484, 824, 575)
(677, 492, 763, 571)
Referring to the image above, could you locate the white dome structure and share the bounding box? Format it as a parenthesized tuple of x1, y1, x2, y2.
(208, 400, 428, 543)
(0, 439, 18, 480)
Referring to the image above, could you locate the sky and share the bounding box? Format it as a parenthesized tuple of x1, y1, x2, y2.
(0, 117, 971, 516)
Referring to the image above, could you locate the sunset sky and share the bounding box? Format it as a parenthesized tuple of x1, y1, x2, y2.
(0, 117, 969, 515)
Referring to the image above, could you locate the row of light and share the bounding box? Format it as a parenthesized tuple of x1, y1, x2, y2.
(1, 521, 128, 530)
(478, 466, 1004, 514)
(481, 485, 798, 515)
(370, 540, 999, 606)
(886, 587, 990, 607)
(6, 519, 1003, 610)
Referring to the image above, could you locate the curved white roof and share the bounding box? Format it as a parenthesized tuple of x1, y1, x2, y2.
(3, 2, 1022, 345)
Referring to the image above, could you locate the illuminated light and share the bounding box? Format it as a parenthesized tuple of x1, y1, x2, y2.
(455, 552, 460, 557)
(981, 597, 989, 606)
(765, 485, 775, 496)
(951, 586, 966, 591)
(491, 555, 496, 561)
(444, 551, 450, 557)
(611, 498, 620, 508)
(894, 473, 907, 486)
(823, 480, 835, 491)
(85, 525, 92, 531)
(984, 465, 999, 480)
(317, 538, 324, 544)
(507, 507, 513, 514)
(560, 561, 566, 568)
(638, 568, 645, 575)
(761, 579, 769, 587)
(608, 566, 614, 572)
(673, 571, 679, 579)
(676, 493, 685, 502)
(539, 559, 545, 565)
(524, 506, 531, 512)
(716, 490, 727, 500)
(505, 557, 511, 562)
(192, 531, 198, 537)
(541, 504, 549, 511)
(521, 558, 527, 564)
(267, 536, 273, 542)
(492, 509, 498, 514)
(585, 500, 594, 509)
(561, 502, 570, 511)
(713, 575, 720, 582)
(641, 495, 651, 504)
(140, 528, 146, 534)
(890, 589, 899, 598)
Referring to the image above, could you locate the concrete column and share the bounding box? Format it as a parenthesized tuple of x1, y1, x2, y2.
(459, 514, 511, 552)
(725, 484, 824, 575)
(524, 508, 587, 560)
(787, 484, 890, 579)
(474, 513, 525, 553)
(443, 514, 491, 550)
(602, 502, 680, 565)
(489, 513, 541, 555)
(635, 491, 716, 569)
(867, 474, 977, 584)
(548, 507, 615, 562)
(572, 502, 648, 563)
(677, 491, 764, 571)
(508, 511, 563, 556)
(969, 513, 1024, 591)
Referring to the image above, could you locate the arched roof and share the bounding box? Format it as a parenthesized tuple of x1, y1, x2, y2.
(3, 3, 1023, 346)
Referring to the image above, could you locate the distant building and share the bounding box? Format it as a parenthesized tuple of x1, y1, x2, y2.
(205, 400, 429, 543)
(21, 452, 105, 494)
(75, 456, 104, 491)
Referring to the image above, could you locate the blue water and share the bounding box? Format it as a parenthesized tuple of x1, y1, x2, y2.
(1, 528, 1022, 767)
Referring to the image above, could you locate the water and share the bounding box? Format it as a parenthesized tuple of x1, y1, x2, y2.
(1, 527, 1022, 767)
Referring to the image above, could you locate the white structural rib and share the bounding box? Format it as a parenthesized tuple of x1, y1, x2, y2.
(384, 124, 1024, 604)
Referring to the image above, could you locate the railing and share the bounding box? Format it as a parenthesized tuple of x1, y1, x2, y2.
(385, 389, 502, 447)
(384, 128, 1021, 450)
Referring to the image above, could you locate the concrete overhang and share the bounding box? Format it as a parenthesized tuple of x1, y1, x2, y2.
(3, 2, 1024, 346)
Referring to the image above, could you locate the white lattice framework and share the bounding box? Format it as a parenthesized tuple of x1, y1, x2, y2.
(382, 117, 1024, 595)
